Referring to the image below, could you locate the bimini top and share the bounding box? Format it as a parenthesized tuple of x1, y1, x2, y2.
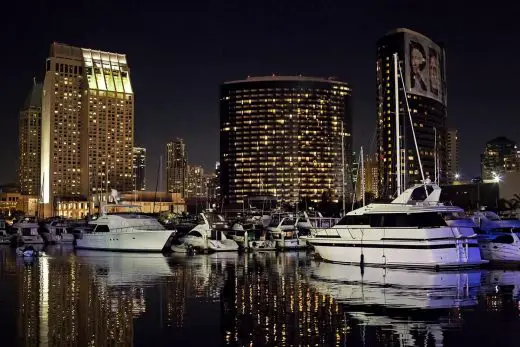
(347, 184, 463, 215)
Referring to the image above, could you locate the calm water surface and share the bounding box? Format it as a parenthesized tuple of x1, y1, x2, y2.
(1, 245, 520, 346)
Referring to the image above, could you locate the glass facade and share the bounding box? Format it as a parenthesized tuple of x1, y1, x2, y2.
(220, 76, 352, 205)
(133, 147, 147, 191)
(166, 139, 187, 197)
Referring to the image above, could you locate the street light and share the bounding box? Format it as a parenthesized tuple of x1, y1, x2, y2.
(492, 172, 502, 183)
(454, 173, 460, 180)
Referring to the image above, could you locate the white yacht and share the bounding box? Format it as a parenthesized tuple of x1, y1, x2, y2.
(12, 217, 44, 245)
(74, 203, 173, 252)
(308, 184, 487, 269)
(479, 233, 520, 263)
(267, 214, 307, 250)
(41, 219, 75, 244)
(172, 213, 239, 253)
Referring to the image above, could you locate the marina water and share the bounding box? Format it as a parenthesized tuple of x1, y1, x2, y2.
(1, 245, 520, 346)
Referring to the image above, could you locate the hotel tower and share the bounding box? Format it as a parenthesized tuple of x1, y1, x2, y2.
(41, 43, 134, 203)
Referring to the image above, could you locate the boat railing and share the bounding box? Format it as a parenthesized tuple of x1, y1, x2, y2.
(307, 217, 340, 229)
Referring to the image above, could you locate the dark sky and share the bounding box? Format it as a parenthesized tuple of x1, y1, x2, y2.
(2, 0, 519, 186)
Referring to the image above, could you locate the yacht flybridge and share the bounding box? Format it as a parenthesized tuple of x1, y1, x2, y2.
(308, 184, 487, 269)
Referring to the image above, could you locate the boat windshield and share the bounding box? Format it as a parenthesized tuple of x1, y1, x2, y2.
(281, 218, 296, 226)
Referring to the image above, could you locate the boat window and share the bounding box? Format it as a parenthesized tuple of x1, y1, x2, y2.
(493, 234, 514, 244)
(211, 229, 223, 240)
(513, 228, 520, 233)
(189, 231, 203, 238)
(363, 213, 448, 228)
(94, 225, 110, 233)
(473, 227, 486, 234)
(281, 218, 296, 226)
(336, 215, 369, 225)
(408, 213, 447, 227)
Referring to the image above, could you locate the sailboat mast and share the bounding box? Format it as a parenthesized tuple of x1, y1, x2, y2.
(341, 120, 346, 214)
(361, 146, 365, 207)
(434, 127, 437, 185)
(394, 53, 402, 196)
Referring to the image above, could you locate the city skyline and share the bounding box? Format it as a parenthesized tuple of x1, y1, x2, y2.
(3, 1, 520, 188)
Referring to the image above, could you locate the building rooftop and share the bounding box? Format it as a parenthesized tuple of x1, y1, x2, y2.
(383, 28, 434, 42)
(22, 80, 43, 110)
(223, 75, 349, 86)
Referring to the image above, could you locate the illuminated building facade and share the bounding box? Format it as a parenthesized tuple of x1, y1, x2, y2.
(220, 76, 352, 205)
(185, 164, 206, 198)
(376, 28, 447, 198)
(133, 147, 146, 191)
(356, 154, 379, 200)
(481, 136, 519, 182)
(19, 80, 43, 195)
(166, 138, 187, 197)
(446, 128, 459, 182)
(41, 43, 134, 203)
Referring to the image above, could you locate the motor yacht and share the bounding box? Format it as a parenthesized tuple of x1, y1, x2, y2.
(308, 184, 487, 269)
(266, 214, 307, 250)
(74, 201, 173, 252)
(479, 233, 520, 263)
(171, 213, 239, 253)
(11, 217, 44, 245)
(41, 219, 76, 244)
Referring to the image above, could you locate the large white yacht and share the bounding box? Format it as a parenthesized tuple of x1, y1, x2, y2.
(308, 184, 487, 269)
(74, 203, 173, 252)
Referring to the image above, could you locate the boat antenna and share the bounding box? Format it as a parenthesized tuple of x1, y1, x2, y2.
(341, 120, 346, 214)
(397, 61, 427, 195)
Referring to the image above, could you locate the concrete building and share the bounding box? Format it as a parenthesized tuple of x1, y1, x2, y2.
(220, 76, 352, 205)
(41, 43, 134, 204)
(19, 80, 43, 195)
(166, 138, 187, 197)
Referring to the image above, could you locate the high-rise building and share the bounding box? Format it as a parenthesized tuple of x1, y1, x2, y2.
(446, 128, 459, 182)
(185, 164, 206, 198)
(481, 136, 519, 182)
(41, 43, 134, 203)
(133, 147, 146, 191)
(19, 80, 43, 196)
(166, 138, 187, 197)
(355, 154, 379, 201)
(376, 28, 447, 199)
(220, 76, 352, 205)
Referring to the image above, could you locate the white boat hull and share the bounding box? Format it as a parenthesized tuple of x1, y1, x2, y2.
(248, 240, 277, 251)
(276, 238, 307, 250)
(75, 230, 172, 252)
(19, 235, 45, 245)
(311, 239, 485, 269)
(479, 242, 520, 262)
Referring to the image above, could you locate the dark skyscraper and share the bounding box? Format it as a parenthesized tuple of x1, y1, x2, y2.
(19, 80, 43, 196)
(446, 128, 459, 182)
(220, 76, 352, 205)
(133, 147, 146, 191)
(166, 138, 187, 197)
(376, 28, 447, 198)
(481, 137, 519, 182)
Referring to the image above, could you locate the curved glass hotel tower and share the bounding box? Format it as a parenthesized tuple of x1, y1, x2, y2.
(220, 76, 352, 205)
(41, 43, 134, 204)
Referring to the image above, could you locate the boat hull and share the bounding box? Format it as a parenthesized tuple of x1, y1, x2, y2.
(479, 242, 520, 263)
(276, 238, 307, 251)
(75, 230, 172, 252)
(311, 239, 486, 269)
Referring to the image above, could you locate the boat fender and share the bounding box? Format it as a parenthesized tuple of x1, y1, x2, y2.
(252, 241, 257, 248)
(360, 254, 365, 267)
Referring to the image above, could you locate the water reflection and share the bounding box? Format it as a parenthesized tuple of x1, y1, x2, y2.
(2, 246, 520, 346)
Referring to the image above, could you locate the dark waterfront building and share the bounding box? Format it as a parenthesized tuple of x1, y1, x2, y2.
(133, 147, 146, 191)
(377, 28, 447, 199)
(440, 183, 499, 211)
(18, 80, 43, 195)
(446, 128, 460, 182)
(166, 138, 187, 197)
(481, 136, 519, 182)
(220, 76, 352, 205)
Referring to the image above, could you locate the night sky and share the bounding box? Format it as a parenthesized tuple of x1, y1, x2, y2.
(2, 0, 519, 187)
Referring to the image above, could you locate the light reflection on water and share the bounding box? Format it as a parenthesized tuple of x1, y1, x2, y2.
(1, 245, 520, 346)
